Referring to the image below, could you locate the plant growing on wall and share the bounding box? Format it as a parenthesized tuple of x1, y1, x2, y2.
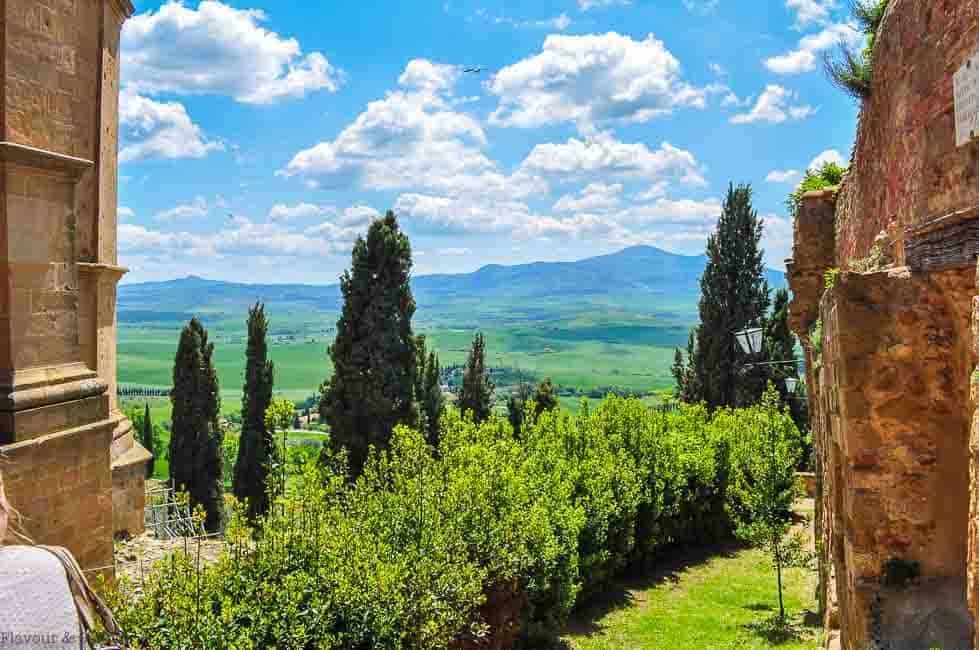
(787, 162, 846, 220)
(824, 268, 841, 289)
(823, 0, 889, 99)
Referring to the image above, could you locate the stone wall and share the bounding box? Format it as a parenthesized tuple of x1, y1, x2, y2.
(1, 421, 114, 573)
(0, 0, 145, 571)
(835, 0, 979, 266)
(788, 1, 979, 646)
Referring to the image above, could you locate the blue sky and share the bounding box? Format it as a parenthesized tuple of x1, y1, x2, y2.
(118, 0, 861, 284)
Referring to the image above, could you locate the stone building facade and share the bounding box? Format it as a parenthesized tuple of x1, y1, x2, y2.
(0, 0, 148, 574)
(787, 0, 979, 647)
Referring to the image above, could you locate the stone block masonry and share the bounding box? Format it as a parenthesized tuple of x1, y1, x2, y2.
(0, 0, 148, 575)
(788, 1, 979, 646)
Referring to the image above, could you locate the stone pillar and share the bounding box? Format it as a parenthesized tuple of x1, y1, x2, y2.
(0, 0, 146, 572)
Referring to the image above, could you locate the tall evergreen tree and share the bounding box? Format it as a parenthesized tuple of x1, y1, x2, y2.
(170, 318, 224, 532)
(459, 332, 494, 423)
(233, 302, 275, 520)
(506, 382, 534, 437)
(140, 403, 155, 479)
(532, 378, 559, 417)
(320, 211, 417, 476)
(414, 335, 445, 447)
(682, 183, 770, 410)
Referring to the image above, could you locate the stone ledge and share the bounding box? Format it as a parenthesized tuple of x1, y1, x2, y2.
(0, 363, 106, 411)
(111, 443, 152, 471)
(0, 142, 93, 179)
(0, 416, 114, 455)
(76, 262, 129, 280)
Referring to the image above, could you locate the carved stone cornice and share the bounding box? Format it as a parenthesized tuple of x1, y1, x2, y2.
(77, 262, 128, 281)
(0, 142, 94, 179)
(0, 363, 107, 412)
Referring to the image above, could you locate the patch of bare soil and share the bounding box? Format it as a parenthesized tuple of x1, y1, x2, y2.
(113, 533, 224, 592)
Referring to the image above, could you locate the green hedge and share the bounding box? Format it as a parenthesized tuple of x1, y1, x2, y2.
(106, 396, 800, 648)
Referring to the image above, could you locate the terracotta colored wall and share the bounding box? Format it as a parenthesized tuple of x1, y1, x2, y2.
(836, 0, 979, 265)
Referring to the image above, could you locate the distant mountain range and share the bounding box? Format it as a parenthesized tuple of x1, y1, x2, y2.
(118, 246, 787, 326)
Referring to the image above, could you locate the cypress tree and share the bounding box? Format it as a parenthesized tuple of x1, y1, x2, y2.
(459, 332, 494, 423)
(532, 378, 559, 417)
(233, 302, 275, 520)
(506, 382, 534, 437)
(414, 335, 444, 447)
(686, 183, 770, 409)
(141, 403, 155, 479)
(170, 318, 224, 532)
(320, 211, 417, 476)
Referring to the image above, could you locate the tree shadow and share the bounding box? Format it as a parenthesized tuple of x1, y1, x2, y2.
(741, 611, 818, 645)
(744, 602, 774, 612)
(560, 539, 746, 640)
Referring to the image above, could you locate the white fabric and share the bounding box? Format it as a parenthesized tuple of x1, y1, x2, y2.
(0, 546, 83, 649)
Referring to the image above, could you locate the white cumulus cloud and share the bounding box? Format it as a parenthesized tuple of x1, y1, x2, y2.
(268, 203, 337, 221)
(730, 85, 816, 124)
(553, 183, 624, 213)
(765, 23, 861, 74)
(487, 32, 708, 132)
(122, 1, 343, 104)
(118, 91, 224, 162)
(519, 132, 706, 187)
(766, 169, 803, 183)
(786, 0, 835, 28)
(155, 196, 209, 221)
(809, 149, 846, 169)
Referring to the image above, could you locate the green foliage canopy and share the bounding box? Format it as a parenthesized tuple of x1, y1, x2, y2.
(107, 395, 805, 648)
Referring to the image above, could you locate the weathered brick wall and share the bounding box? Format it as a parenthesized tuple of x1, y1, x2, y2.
(836, 0, 979, 266)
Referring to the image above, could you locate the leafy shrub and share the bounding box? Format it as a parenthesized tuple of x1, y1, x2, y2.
(106, 396, 802, 648)
(787, 162, 846, 220)
(824, 267, 841, 290)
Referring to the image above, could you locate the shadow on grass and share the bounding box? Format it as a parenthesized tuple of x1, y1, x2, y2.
(560, 539, 746, 641)
(744, 602, 775, 612)
(741, 611, 818, 646)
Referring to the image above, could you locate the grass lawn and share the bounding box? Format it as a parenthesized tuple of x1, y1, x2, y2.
(562, 523, 820, 649)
